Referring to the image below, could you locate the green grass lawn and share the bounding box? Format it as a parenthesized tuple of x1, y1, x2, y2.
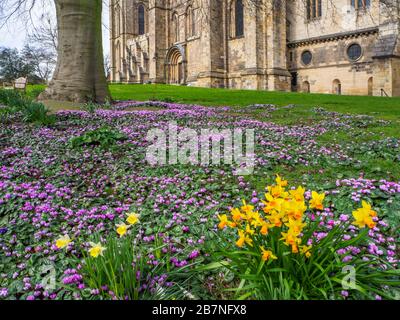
(108, 84, 400, 120)
(29, 83, 400, 120)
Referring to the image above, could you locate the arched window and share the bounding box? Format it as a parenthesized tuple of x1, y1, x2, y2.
(138, 5, 145, 35)
(186, 6, 193, 37)
(333, 79, 342, 95)
(186, 6, 196, 37)
(191, 9, 196, 36)
(171, 13, 179, 43)
(116, 5, 121, 37)
(235, 0, 244, 37)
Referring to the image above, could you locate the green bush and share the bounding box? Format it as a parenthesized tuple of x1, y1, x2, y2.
(0, 89, 28, 109)
(21, 101, 55, 125)
(69, 127, 127, 149)
(82, 102, 99, 114)
(27, 86, 46, 99)
(0, 89, 55, 125)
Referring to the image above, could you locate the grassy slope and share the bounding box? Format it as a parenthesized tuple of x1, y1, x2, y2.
(29, 83, 400, 119)
(109, 84, 400, 120)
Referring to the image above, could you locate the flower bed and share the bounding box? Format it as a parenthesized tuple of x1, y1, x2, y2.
(0, 101, 399, 300)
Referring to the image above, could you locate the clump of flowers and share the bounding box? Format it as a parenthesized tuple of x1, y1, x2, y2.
(219, 175, 332, 261)
(217, 175, 399, 300)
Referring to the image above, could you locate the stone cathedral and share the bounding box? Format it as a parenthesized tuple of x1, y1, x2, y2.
(109, 0, 400, 96)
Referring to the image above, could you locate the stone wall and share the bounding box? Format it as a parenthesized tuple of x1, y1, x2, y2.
(109, 0, 400, 96)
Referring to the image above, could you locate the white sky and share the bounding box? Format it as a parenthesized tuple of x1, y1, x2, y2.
(0, 1, 110, 56)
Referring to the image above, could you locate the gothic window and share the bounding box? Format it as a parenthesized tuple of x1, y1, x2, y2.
(172, 13, 179, 43)
(351, 0, 371, 10)
(230, 0, 244, 38)
(116, 5, 121, 37)
(192, 9, 197, 36)
(306, 0, 322, 20)
(138, 5, 145, 35)
(235, 0, 244, 37)
(186, 6, 196, 37)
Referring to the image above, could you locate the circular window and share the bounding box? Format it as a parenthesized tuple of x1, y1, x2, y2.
(301, 51, 313, 66)
(347, 43, 362, 61)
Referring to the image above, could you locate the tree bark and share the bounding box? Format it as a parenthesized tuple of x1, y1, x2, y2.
(39, 0, 110, 103)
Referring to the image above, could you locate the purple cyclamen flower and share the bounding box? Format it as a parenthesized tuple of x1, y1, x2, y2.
(188, 250, 200, 260)
(0, 288, 8, 297)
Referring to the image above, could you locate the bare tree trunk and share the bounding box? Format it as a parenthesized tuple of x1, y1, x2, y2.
(39, 0, 110, 103)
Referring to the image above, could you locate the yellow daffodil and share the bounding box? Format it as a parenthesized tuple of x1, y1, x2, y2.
(266, 211, 284, 228)
(262, 193, 284, 213)
(276, 174, 288, 187)
(260, 222, 273, 235)
(250, 211, 265, 228)
(241, 200, 254, 214)
(236, 229, 253, 248)
(116, 223, 129, 237)
(309, 191, 325, 211)
(281, 230, 301, 247)
(245, 223, 255, 236)
(285, 219, 307, 236)
(218, 214, 236, 229)
(267, 185, 288, 199)
(230, 208, 245, 222)
(245, 211, 261, 224)
(300, 245, 312, 258)
(126, 212, 140, 225)
(282, 200, 307, 220)
(289, 186, 306, 202)
(55, 235, 72, 249)
(88, 242, 106, 258)
(352, 201, 377, 229)
(260, 246, 277, 261)
(360, 200, 377, 217)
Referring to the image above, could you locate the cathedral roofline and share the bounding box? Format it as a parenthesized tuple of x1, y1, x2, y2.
(287, 27, 379, 48)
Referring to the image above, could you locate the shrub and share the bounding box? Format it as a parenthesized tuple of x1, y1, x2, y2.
(69, 127, 127, 149)
(0, 89, 55, 125)
(21, 101, 55, 125)
(27, 86, 46, 99)
(210, 175, 400, 300)
(0, 89, 28, 110)
(82, 102, 99, 114)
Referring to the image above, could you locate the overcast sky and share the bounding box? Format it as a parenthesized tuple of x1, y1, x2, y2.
(0, 1, 110, 56)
